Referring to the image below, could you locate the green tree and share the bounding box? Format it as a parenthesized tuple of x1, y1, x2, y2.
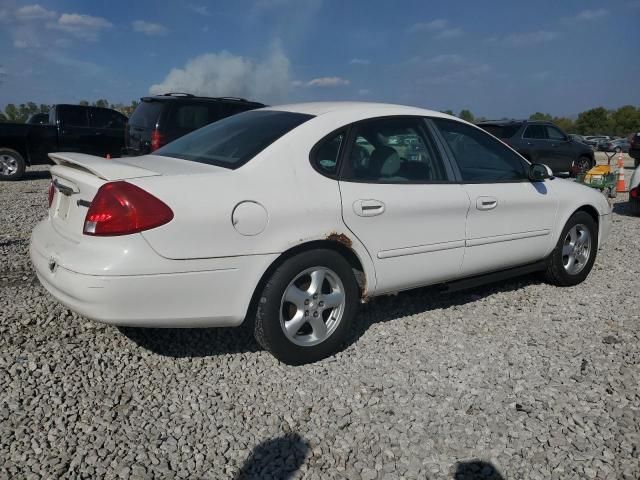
(574, 107, 611, 135)
(94, 99, 109, 108)
(553, 117, 575, 133)
(529, 112, 553, 121)
(441, 109, 454, 115)
(4, 104, 22, 122)
(79, 100, 89, 106)
(610, 105, 640, 137)
(459, 109, 474, 122)
(0, 112, 7, 122)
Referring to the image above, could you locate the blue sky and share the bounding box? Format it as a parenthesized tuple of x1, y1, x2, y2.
(0, 0, 639, 117)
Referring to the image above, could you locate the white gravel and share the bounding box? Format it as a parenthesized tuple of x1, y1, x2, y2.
(1, 165, 639, 479)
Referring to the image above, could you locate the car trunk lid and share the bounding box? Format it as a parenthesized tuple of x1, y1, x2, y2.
(47, 152, 162, 242)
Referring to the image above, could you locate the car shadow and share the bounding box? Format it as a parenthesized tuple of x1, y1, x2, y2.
(120, 274, 540, 359)
(21, 170, 51, 181)
(454, 460, 505, 480)
(234, 433, 309, 480)
(612, 201, 638, 218)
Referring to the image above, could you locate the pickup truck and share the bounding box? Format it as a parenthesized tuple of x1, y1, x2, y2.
(0, 104, 128, 180)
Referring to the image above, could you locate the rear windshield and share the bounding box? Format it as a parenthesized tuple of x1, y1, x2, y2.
(155, 110, 314, 169)
(478, 124, 521, 139)
(129, 101, 164, 128)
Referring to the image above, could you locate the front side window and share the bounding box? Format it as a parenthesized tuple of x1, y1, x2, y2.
(546, 126, 566, 141)
(523, 124, 547, 140)
(341, 117, 448, 183)
(90, 109, 126, 129)
(433, 118, 528, 183)
(155, 110, 313, 169)
(60, 106, 88, 127)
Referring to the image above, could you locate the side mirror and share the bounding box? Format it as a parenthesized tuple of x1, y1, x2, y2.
(529, 163, 553, 181)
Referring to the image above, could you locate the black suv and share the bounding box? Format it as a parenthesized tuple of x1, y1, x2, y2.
(476, 120, 595, 175)
(125, 93, 266, 155)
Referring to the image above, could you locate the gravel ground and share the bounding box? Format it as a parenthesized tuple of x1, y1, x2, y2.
(1, 165, 639, 480)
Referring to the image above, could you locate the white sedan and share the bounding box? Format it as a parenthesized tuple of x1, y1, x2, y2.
(31, 102, 612, 364)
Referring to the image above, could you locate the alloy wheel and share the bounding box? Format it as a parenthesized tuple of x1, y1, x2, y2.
(562, 224, 592, 275)
(279, 266, 346, 347)
(0, 154, 18, 176)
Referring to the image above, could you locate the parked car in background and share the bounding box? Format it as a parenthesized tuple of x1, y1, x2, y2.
(0, 104, 128, 181)
(582, 136, 611, 148)
(568, 134, 587, 144)
(26, 113, 50, 125)
(598, 138, 630, 153)
(124, 93, 265, 156)
(629, 166, 640, 215)
(629, 132, 640, 168)
(31, 103, 611, 364)
(476, 120, 595, 174)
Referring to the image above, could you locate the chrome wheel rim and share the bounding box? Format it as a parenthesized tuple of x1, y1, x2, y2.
(280, 266, 346, 347)
(576, 158, 590, 174)
(562, 224, 592, 275)
(0, 154, 18, 176)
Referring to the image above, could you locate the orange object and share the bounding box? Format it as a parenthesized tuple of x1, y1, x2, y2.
(616, 154, 626, 192)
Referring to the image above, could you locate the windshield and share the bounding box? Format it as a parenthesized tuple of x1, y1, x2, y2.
(155, 110, 313, 169)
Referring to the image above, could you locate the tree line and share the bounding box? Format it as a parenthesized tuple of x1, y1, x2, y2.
(0, 99, 638, 136)
(442, 105, 640, 137)
(0, 100, 139, 123)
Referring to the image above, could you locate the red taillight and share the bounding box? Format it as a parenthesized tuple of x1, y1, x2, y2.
(631, 187, 638, 199)
(48, 181, 55, 207)
(84, 182, 173, 236)
(150, 129, 165, 151)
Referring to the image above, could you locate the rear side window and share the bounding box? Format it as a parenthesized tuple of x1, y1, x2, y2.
(90, 109, 127, 129)
(311, 131, 345, 176)
(171, 104, 212, 130)
(129, 101, 163, 128)
(434, 118, 528, 183)
(523, 125, 547, 139)
(341, 117, 449, 183)
(546, 126, 566, 140)
(479, 124, 521, 139)
(59, 106, 88, 127)
(155, 110, 313, 169)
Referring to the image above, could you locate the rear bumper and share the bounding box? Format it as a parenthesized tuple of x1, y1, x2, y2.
(30, 219, 277, 327)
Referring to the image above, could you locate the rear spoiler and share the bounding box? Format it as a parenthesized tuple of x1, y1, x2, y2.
(48, 152, 159, 181)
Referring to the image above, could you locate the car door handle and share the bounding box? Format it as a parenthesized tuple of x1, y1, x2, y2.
(476, 196, 498, 211)
(353, 199, 385, 217)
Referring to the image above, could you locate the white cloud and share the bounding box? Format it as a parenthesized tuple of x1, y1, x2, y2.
(188, 4, 211, 16)
(409, 19, 448, 33)
(13, 39, 29, 48)
(305, 76, 350, 87)
(349, 58, 370, 65)
(49, 13, 113, 41)
(15, 4, 56, 21)
(409, 18, 463, 39)
(410, 54, 493, 85)
(575, 8, 608, 21)
(149, 44, 291, 102)
(357, 88, 371, 96)
(0, 9, 8, 21)
(499, 31, 558, 47)
(132, 20, 168, 36)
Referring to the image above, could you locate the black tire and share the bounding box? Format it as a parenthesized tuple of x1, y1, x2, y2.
(630, 198, 640, 216)
(572, 156, 593, 177)
(0, 148, 26, 181)
(254, 249, 359, 365)
(614, 147, 621, 153)
(544, 211, 598, 286)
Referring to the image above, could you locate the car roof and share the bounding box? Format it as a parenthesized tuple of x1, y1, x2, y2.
(476, 119, 554, 126)
(264, 101, 456, 119)
(141, 93, 265, 106)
